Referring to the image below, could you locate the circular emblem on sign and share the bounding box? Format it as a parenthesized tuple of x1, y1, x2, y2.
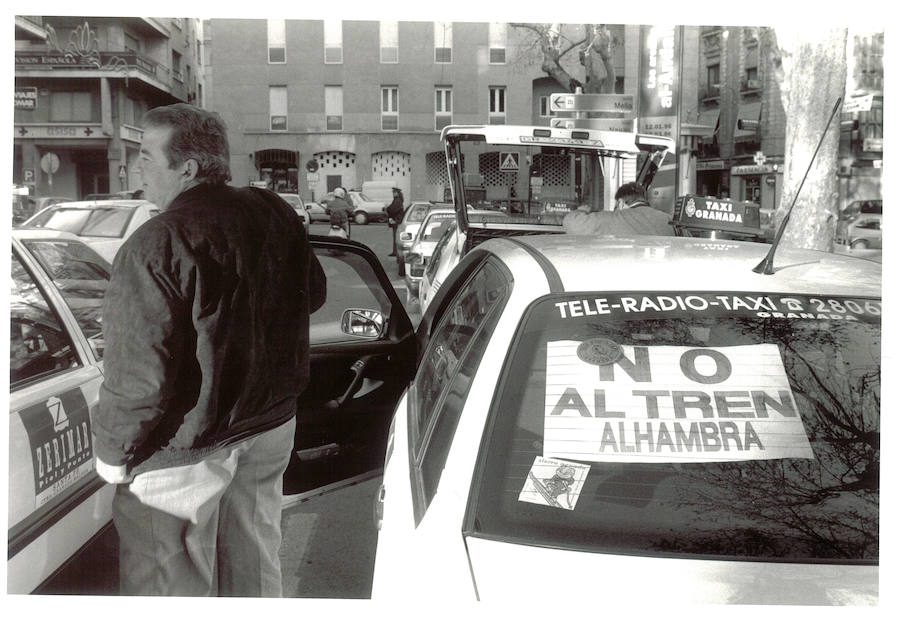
(305, 159, 319, 173)
(577, 338, 623, 366)
(684, 197, 696, 217)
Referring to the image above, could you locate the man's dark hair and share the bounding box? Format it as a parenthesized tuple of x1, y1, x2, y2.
(141, 103, 231, 185)
(614, 182, 646, 203)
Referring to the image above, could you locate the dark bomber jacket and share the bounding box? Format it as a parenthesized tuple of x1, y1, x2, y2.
(94, 183, 326, 476)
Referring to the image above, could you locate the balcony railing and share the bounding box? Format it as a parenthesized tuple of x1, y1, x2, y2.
(15, 50, 170, 84)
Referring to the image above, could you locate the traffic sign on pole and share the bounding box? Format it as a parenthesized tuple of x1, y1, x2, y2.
(549, 93, 634, 115)
(550, 117, 634, 132)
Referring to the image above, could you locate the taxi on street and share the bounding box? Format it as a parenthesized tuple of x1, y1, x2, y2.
(9, 228, 114, 593)
(366, 125, 881, 605)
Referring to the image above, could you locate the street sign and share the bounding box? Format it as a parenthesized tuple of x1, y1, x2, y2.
(40, 152, 60, 175)
(549, 93, 634, 115)
(550, 117, 634, 132)
(499, 152, 520, 171)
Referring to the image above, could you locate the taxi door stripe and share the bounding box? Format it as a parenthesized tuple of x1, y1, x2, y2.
(500, 237, 564, 293)
(8, 475, 108, 559)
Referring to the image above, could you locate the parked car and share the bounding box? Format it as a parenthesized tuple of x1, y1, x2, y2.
(835, 212, 882, 250)
(22, 200, 160, 263)
(83, 190, 144, 201)
(9, 228, 114, 593)
(372, 233, 881, 604)
(840, 199, 882, 220)
(305, 201, 330, 223)
(277, 192, 311, 228)
(320, 190, 389, 225)
(402, 209, 458, 305)
(396, 201, 441, 276)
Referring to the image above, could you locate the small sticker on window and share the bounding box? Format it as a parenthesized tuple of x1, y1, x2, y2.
(518, 456, 589, 510)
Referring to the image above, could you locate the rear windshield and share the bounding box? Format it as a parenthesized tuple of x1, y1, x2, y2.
(469, 292, 880, 563)
(29, 207, 134, 238)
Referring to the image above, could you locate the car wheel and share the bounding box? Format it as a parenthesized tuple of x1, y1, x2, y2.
(851, 239, 869, 250)
(354, 211, 369, 225)
(398, 257, 405, 277)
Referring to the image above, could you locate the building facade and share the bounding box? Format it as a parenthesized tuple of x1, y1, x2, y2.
(686, 25, 883, 212)
(14, 16, 203, 200)
(206, 19, 634, 204)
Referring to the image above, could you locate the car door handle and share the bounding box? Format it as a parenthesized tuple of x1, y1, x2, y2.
(325, 356, 374, 409)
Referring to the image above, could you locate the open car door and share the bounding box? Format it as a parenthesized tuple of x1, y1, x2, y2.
(284, 235, 417, 497)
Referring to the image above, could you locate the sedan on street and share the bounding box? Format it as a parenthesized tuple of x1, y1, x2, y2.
(9, 228, 114, 594)
(372, 233, 881, 605)
(22, 200, 160, 263)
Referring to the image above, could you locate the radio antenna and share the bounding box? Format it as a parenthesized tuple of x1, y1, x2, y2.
(753, 97, 843, 275)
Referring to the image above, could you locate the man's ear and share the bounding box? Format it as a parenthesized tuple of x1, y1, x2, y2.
(182, 158, 199, 182)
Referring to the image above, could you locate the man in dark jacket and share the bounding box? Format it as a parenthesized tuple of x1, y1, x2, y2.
(562, 181, 674, 236)
(384, 187, 404, 256)
(94, 103, 326, 596)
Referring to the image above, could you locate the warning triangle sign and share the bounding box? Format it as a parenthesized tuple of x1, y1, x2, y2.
(499, 152, 519, 171)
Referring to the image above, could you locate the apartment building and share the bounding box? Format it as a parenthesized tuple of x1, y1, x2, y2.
(688, 25, 883, 211)
(14, 16, 203, 200)
(206, 19, 634, 203)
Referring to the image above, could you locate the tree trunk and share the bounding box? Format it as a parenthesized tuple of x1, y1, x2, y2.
(774, 28, 847, 251)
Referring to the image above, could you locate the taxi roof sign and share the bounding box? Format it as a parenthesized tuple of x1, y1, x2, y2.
(673, 195, 764, 238)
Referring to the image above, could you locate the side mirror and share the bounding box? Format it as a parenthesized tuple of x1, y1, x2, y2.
(341, 308, 387, 339)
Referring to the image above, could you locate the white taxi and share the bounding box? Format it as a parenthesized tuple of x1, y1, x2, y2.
(372, 234, 881, 605)
(8, 228, 114, 593)
(22, 199, 160, 263)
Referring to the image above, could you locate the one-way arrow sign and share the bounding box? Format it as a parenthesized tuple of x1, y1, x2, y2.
(550, 118, 634, 132)
(550, 93, 634, 115)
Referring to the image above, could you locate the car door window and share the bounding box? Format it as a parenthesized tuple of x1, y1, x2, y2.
(10, 251, 80, 387)
(311, 247, 393, 343)
(22, 240, 109, 361)
(409, 259, 511, 520)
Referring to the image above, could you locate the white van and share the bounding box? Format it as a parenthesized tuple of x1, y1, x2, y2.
(360, 181, 399, 208)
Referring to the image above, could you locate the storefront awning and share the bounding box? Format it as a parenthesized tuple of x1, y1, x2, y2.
(255, 149, 298, 167)
(734, 102, 761, 140)
(696, 108, 720, 138)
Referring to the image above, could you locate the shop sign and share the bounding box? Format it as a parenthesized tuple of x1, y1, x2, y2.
(120, 124, 143, 143)
(732, 164, 775, 175)
(15, 87, 38, 110)
(15, 124, 103, 139)
(696, 160, 727, 171)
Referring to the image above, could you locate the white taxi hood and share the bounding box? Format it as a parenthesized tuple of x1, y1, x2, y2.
(465, 537, 878, 604)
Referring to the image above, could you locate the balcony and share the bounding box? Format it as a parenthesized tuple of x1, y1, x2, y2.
(741, 78, 762, 93)
(701, 87, 721, 103)
(15, 50, 171, 87)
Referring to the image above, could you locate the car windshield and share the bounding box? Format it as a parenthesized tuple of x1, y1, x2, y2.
(470, 291, 880, 563)
(29, 206, 135, 238)
(23, 239, 110, 359)
(407, 204, 432, 223)
(417, 213, 455, 242)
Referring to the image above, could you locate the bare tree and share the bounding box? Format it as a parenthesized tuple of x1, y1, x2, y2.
(768, 28, 848, 251)
(509, 23, 617, 93)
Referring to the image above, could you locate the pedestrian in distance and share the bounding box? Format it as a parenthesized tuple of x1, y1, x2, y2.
(93, 103, 327, 597)
(384, 187, 405, 256)
(328, 199, 349, 238)
(562, 181, 675, 236)
(326, 187, 353, 238)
